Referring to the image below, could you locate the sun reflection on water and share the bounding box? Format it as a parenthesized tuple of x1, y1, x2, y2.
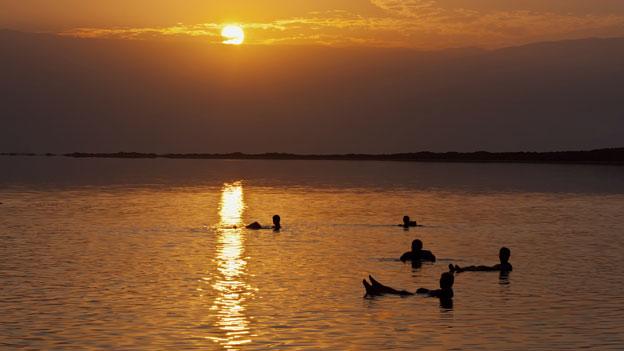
(209, 181, 252, 349)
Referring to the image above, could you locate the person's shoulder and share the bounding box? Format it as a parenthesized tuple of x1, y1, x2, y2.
(494, 263, 512, 272)
(400, 252, 413, 261)
(441, 289, 453, 299)
(422, 250, 436, 261)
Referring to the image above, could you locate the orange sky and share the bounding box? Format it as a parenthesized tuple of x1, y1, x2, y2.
(2, 0, 624, 48)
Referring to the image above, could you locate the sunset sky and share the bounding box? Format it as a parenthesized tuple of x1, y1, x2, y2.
(3, 0, 624, 48)
(2, 1, 624, 153)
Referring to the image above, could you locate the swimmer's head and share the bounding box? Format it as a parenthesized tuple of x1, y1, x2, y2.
(499, 247, 511, 263)
(411, 239, 423, 252)
(272, 215, 281, 227)
(440, 272, 454, 290)
(403, 216, 410, 225)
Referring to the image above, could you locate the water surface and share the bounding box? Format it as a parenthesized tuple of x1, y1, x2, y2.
(1, 157, 624, 350)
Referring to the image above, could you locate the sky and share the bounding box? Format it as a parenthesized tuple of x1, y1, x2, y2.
(3, 0, 624, 48)
(1, 1, 624, 153)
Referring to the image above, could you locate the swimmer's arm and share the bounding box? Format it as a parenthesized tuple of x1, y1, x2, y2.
(457, 264, 500, 272)
(423, 251, 436, 262)
(399, 252, 411, 262)
(416, 288, 440, 297)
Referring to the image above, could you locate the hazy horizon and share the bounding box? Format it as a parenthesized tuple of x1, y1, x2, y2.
(2, 29, 624, 154)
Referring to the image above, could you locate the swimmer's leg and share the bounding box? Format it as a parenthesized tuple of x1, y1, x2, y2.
(369, 275, 383, 288)
(363, 279, 376, 297)
(368, 275, 390, 295)
(369, 275, 411, 295)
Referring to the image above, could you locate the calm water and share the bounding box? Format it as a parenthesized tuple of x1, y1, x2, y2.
(1, 157, 624, 350)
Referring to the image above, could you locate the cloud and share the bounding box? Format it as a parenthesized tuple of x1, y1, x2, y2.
(58, 1, 624, 48)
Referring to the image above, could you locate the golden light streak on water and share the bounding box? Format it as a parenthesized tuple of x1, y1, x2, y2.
(208, 181, 252, 349)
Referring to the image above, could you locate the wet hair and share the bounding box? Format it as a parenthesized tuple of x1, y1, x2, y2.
(272, 215, 281, 224)
(403, 216, 410, 225)
(499, 247, 511, 263)
(411, 239, 423, 252)
(440, 272, 454, 290)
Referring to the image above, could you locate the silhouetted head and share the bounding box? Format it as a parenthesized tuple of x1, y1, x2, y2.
(499, 247, 511, 263)
(403, 216, 410, 226)
(411, 239, 423, 252)
(272, 215, 281, 228)
(440, 272, 454, 290)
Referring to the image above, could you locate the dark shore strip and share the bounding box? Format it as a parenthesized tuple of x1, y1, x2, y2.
(3, 149, 624, 165)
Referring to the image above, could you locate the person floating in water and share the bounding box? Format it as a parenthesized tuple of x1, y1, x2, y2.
(400, 239, 436, 263)
(450, 247, 513, 273)
(398, 215, 418, 228)
(246, 214, 281, 231)
(362, 271, 454, 301)
(272, 215, 281, 231)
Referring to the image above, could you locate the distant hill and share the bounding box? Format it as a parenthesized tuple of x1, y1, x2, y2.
(30, 147, 617, 165)
(5, 147, 624, 165)
(2, 29, 624, 154)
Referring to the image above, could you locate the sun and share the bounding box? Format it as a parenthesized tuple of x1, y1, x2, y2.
(221, 25, 245, 45)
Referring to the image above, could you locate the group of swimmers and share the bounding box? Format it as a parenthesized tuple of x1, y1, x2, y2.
(363, 215, 513, 307)
(242, 213, 512, 307)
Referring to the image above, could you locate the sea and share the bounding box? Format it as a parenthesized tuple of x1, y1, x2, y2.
(1, 157, 624, 350)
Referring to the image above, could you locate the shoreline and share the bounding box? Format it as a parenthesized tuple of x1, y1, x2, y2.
(1, 149, 623, 166)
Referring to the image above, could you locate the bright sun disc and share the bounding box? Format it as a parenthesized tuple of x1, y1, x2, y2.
(221, 25, 245, 45)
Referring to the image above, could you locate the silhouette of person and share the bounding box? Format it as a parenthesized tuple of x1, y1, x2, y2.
(246, 214, 282, 231)
(245, 221, 263, 230)
(362, 271, 454, 303)
(398, 215, 417, 228)
(272, 214, 281, 231)
(400, 239, 436, 264)
(450, 247, 513, 273)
